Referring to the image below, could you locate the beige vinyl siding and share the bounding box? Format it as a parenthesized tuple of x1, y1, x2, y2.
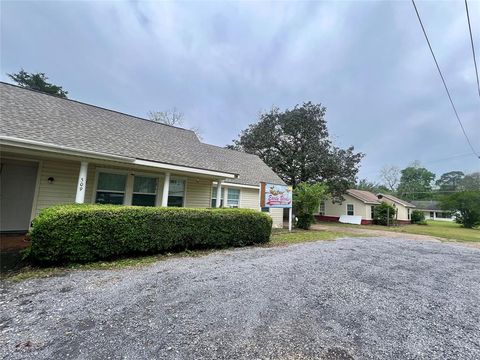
(185, 178, 211, 208)
(35, 159, 96, 215)
(379, 198, 411, 221)
(321, 194, 369, 219)
(239, 188, 260, 210)
(269, 208, 284, 228)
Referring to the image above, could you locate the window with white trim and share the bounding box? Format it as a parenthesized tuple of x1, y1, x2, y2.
(319, 201, 326, 215)
(95, 172, 127, 205)
(211, 186, 224, 208)
(347, 203, 354, 216)
(227, 188, 240, 208)
(168, 179, 185, 207)
(132, 176, 157, 207)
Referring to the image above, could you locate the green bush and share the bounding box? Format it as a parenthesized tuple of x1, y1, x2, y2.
(372, 202, 396, 226)
(28, 205, 272, 264)
(293, 182, 327, 230)
(411, 210, 426, 224)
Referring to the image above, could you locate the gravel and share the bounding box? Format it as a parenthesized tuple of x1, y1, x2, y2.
(1, 236, 480, 360)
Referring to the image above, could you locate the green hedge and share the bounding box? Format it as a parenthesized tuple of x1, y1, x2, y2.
(28, 205, 272, 264)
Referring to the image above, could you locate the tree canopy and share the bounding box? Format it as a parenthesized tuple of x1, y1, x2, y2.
(397, 165, 436, 200)
(441, 191, 480, 228)
(7, 69, 68, 98)
(435, 171, 464, 192)
(228, 102, 364, 199)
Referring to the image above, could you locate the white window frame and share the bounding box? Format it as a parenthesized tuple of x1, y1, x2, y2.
(347, 203, 354, 216)
(132, 174, 158, 207)
(211, 185, 225, 208)
(168, 177, 187, 207)
(319, 201, 326, 215)
(93, 168, 129, 205)
(226, 188, 241, 208)
(93, 168, 170, 207)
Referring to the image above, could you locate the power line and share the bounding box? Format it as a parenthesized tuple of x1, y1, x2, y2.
(465, 0, 480, 98)
(411, 0, 480, 159)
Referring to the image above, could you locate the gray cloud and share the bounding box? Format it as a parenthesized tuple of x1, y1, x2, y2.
(1, 1, 479, 182)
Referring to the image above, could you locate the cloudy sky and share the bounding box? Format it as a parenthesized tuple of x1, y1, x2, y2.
(1, 0, 479, 182)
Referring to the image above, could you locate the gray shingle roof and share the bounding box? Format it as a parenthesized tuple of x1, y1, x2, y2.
(0, 82, 284, 186)
(410, 200, 441, 211)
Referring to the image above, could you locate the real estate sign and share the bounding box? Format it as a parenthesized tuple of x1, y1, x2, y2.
(261, 183, 292, 208)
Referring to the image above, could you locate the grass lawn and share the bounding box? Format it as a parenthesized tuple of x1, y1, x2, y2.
(320, 220, 480, 243)
(390, 220, 480, 242)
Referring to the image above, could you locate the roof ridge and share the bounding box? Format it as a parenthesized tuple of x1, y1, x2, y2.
(0, 81, 195, 134)
(202, 143, 260, 158)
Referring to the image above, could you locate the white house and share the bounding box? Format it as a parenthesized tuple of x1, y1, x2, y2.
(410, 200, 455, 222)
(316, 189, 415, 224)
(0, 82, 285, 233)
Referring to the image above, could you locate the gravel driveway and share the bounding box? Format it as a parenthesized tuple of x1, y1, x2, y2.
(1, 237, 480, 359)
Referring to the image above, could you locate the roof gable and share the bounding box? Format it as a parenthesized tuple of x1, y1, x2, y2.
(346, 189, 381, 204)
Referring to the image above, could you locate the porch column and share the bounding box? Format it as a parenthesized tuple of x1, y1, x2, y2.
(215, 179, 223, 208)
(161, 172, 170, 207)
(75, 161, 88, 203)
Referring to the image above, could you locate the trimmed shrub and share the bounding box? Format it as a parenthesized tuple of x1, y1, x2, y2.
(411, 210, 426, 224)
(28, 205, 272, 264)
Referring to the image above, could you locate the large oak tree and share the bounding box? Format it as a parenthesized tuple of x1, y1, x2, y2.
(228, 102, 364, 200)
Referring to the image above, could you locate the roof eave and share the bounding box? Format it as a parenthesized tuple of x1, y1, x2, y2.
(1, 136, 238, 179)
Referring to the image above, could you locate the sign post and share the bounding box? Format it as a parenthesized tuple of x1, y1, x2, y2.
(260, 182, 293, 231)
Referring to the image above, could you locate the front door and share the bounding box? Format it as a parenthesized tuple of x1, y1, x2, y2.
(0, 159, 38, 232)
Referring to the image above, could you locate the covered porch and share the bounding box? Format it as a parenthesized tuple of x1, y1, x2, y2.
(0, 141, 257, 234)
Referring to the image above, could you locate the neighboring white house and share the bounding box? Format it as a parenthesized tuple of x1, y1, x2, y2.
(316, 189, 381, 225)
(316, 190, 415, 224)
(0, 82, 285, 232)
(410, 200, 455, 222)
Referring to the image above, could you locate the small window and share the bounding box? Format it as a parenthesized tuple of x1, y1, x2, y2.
(430, 211, 434, 218)
(95, 172, 127, 205)
(347, 204, 354, 216)
(371, 205, 375, 219)
(132, 176, 157, 207)
(408, 208, 411, 220)
(168, 179, 185, 207)
(319, 201, 326, 215)
(211, 186, 224, 208)
(261, 207, 269, 212)
(227, 188, 240, 208)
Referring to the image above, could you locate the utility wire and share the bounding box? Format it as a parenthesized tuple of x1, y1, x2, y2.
(411, 0, 480, 159)
(465, 0, 480, 98)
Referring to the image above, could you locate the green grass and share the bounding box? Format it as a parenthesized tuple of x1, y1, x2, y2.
(319, 220, 480, 243)
(390, 220, 480, 242)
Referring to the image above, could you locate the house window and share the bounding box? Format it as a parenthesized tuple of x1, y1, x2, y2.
(408, 208, 411, 220)
(95, 172, 127, 205)
(168, 179, 185, 207)
(347, 204, 354, 216)
(430, 211, 434, 218)
(132, 176, 157, 207)
(227, 188, 240, 208)
(211, 186, 224, 207)
(371, 206, 375, 219)
(319, 201, 326, 215)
